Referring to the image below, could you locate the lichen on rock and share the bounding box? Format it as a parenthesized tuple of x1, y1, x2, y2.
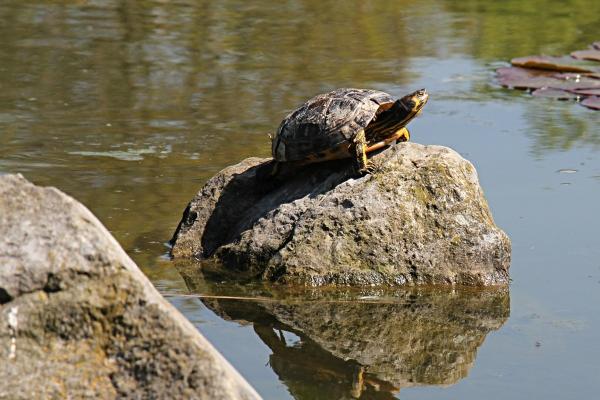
(171, 142, 511, 286)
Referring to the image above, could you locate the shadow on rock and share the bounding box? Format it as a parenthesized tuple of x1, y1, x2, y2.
(177, 262, 510, 399)
(176, 157, 355, 263)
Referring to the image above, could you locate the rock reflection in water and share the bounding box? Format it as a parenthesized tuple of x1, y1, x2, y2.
(178, 264, 510, 399)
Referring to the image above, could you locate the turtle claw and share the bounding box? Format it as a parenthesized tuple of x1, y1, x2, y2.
(359, 159, 383, 175)
(366, 161, 382, 174)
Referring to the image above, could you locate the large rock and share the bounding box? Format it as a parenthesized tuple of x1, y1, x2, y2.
(171, 143, 511, 286)
(0, 174, 260, 400)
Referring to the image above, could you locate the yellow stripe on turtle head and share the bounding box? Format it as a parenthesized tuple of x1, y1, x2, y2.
(407, 89, 429, 113)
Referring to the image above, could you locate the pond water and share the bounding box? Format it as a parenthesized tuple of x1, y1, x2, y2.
(1, 0, 599, 398)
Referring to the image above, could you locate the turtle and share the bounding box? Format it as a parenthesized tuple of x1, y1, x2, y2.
(270, 88, 428, 175)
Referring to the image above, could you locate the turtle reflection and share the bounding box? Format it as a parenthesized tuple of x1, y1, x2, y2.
(179, 265, 509, 399)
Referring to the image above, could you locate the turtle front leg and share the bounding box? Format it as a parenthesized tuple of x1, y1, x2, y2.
(353, 129, 370, 174)
(396, 126, 410, 144)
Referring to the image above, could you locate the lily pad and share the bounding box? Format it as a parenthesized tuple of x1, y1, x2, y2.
(571, 88, 600, 96)
(497, 67, 554, 89)
(531, 88, 579, 100)
(511, 56, 600, 73)
(581, 96, 600, 110)
(499, 42, 600, 111)
(571, 49, 600, 61)
(497, 67, 600, 91)
(553, 72, 600, 80)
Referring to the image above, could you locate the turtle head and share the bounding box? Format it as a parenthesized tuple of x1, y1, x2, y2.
(399, 89, 429, 115)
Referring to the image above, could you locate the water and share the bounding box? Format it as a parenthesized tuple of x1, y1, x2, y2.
(1, 0, 599, 398)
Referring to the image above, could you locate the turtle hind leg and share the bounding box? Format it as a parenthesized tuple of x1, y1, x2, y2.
(353, 129, 371, 175)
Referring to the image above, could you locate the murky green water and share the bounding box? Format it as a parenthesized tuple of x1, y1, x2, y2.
(1, 1, 600, 398)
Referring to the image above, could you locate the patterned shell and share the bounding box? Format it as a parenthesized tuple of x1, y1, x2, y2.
(272, 88, 396, 162)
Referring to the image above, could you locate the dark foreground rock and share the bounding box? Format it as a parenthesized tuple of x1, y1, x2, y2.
(171, 142, 511, 286)
(178, 264, 510, 398)
(0, 174, 260, 400)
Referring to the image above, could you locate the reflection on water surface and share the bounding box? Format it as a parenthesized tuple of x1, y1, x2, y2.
(178, 264, 509, 399)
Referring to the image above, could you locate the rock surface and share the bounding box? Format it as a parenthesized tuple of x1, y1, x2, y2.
(0, 174, 260, 400)
(171, 142, 511, 286)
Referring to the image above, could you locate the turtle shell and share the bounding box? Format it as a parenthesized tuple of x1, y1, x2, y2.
(272, 88, 396, 162)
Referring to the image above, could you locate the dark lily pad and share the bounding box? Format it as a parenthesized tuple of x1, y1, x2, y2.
(511, 56, 600, 73)
(497, 67, 600, 91)
(581, 96, 600, 110)
(571, 49, 600, 62)
(531, 88, 579, 100)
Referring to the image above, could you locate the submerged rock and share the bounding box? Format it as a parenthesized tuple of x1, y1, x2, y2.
(171, 142, 511, 286)
(0, 174, 260, 400)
